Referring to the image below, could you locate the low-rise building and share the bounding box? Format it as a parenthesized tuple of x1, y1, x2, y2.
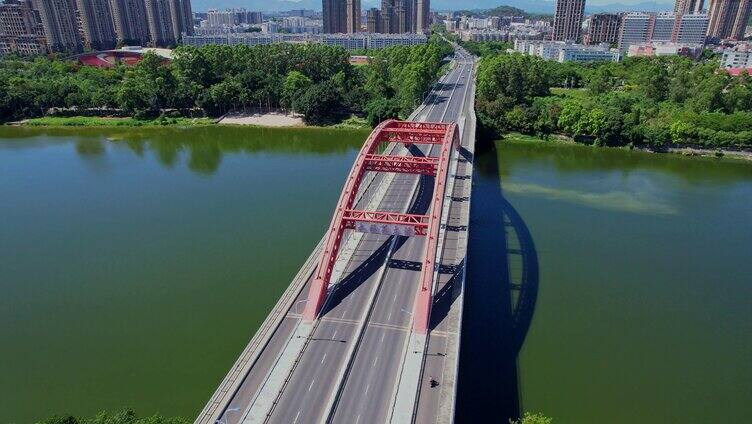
(514, 39, 620, 62)
(459, 28, 545, 42)
(720, 42, 752, 75)
(183, 32, 427, 49)
(627, 42, 704, 58)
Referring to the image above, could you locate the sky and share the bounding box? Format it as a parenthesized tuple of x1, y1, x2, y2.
(190, 0, 675, 13)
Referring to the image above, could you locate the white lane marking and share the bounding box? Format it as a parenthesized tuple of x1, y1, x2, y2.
(320, 353, 327, 364)
(387, 311, 392, 320)
(393, 293, 397, 302)
(355, 415, 361, 424)
(293, 410, 301, 424)
(381, 333, 385, 343)
(308, 379, 315, 392)
(364, 384, 370, 396)
(332, 329, 338, 339)
(373, 355, 379, 367)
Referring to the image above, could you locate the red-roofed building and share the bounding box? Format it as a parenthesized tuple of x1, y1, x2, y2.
(72, 47, 172, 68)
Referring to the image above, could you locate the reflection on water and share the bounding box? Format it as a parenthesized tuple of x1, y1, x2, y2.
(0, 126, 367, 423)
(0, 126, 367, 175)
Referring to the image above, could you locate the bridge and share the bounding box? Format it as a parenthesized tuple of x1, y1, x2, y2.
(196, 45, 477, 424)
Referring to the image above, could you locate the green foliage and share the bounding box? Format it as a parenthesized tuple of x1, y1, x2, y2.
(460, 40, 512, 57)
(510, 412, 553, 424)
(475, 53, 752, 149)
(36, 408, 189, 424)
(0, 39, 452, 126)
(24, 116, 212, 126)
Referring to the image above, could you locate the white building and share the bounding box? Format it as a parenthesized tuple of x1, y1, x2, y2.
(460, 28, 546, 42)
(720, 42, 752, 69)
(619, 12, 651, 48)
(183, 33, 427, 49)
(627, 42, 704, 58)
(652, 12, 676, 42)
(618, 12, 708, 49)
(675, 13, 709, 45)
(514, 39, 620, 62)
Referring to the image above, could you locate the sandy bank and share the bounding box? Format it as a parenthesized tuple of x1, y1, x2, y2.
(218, 111, 305, 127)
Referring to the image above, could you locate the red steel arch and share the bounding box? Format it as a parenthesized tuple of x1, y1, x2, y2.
(302, 119, 460, 334)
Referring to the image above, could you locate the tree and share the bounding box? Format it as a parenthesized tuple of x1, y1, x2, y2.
(587, 65, 616, 94)
(294, 82, 343, 125)
(281, 71, 313, 111)
(365, 97, 401, 127)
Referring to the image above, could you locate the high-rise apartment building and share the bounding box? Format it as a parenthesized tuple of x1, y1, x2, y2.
(707, 0, 752, 40)
(366, 8, 380, 33)
(144, 0, 175, 46)
(167, 0, 192, 40)
(109, 0, 149, 45)
(416, 0, 429, 33)
(76, 0, 117, 50)
(675, 0, 704, 14)
(179, 0, 192, 35)
(674, 12, 710, 43)
(583, 13, 621, 45)
(653, 12, 677, 41)
(323, 0, 344, 33)
(0, 0, 47, 55)
(0, 0, 38, 36)
(31, 0, 82, 52)
(379, 0, 414, 33)
(346, 0, 360, 33)
(618, 11, 708, 48)
(618, 12, 651, 47)
(552, 0, 585, 41)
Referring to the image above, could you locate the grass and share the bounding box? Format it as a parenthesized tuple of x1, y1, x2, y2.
(502, 132, 549, 143)
(330, 115, 371, 130)
(22, 116, 214, 127)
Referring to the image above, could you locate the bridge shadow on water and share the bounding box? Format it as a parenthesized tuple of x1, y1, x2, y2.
(455, 139, 539, 423)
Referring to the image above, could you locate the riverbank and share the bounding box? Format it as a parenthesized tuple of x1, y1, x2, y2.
(501, 132, 752, 162)
(8, 114, 372, 130)
(14, 116, 214, 127)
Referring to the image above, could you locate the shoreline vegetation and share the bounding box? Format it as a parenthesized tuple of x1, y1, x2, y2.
(11, 113, 372, 130)
(0, 38, 452, 128)
(33, 409, 551, 424)
(36, 409, 188, 424)
(466, 40, 752, 160)
(502, 132, 752, 161)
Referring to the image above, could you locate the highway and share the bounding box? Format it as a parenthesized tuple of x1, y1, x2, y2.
(206, 46, 475, 424)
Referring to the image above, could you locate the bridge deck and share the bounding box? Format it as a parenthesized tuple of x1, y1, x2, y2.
(195, 46, 476, 424)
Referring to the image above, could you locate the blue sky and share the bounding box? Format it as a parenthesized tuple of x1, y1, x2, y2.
(190, 0, 675, 13)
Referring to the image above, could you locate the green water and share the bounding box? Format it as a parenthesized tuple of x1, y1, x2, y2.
(1, 128, 750, 423)
(0, 126, 367, 423)
(482, 140, 752, 423)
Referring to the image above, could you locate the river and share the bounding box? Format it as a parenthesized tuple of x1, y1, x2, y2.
(1, 127, 750, 423)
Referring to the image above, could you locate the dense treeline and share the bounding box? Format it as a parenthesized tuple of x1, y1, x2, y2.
(37, 409, 188, 424)
(0, 38, 452, 125)
(459, 40, 512, 57)
(476, 53, 752, 149)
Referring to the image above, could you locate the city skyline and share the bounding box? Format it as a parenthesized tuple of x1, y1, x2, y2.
(190, 0, 681, 13)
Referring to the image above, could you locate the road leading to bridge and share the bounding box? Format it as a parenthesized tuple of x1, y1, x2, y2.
(196, 45, 476, 424)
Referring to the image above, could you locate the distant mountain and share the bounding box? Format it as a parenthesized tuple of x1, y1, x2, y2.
(190, 0, 673, 14)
